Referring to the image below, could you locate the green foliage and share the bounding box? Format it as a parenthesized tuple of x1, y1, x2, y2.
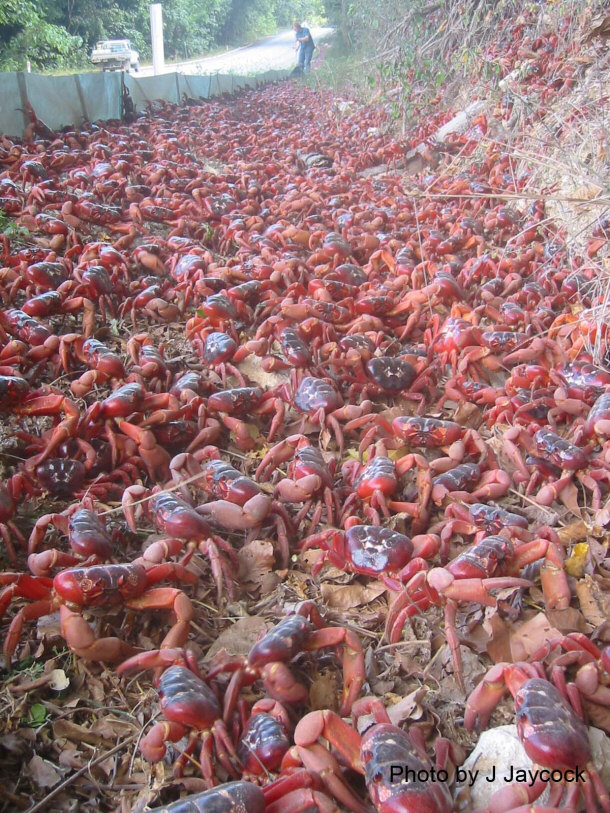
(221, 0, 277, 43)
(275, 0, 325, 27)
(25, 703, 48, 727)
(44, 0, 151, 56)
(0, 211, 29, 241)
(0, 0, 84, 71)
(162, 0, 232, 60)
(0, 0, 326, 71)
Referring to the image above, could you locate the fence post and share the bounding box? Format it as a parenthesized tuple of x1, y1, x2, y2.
(150, 4, 165, 75)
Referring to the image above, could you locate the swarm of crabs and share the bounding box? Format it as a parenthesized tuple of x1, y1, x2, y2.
(0, 7, 609, 813)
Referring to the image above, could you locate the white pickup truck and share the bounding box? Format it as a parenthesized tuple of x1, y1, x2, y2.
(91, 39, 139, 72)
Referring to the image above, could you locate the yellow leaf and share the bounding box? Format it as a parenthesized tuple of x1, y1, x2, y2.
(565, 542, 589, 578)
(388, 446, 410, 460)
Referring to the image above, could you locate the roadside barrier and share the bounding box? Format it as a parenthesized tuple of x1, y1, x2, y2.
(0, 68, 290, 138)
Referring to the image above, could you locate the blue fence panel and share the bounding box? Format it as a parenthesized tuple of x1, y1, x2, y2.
(125, 73, 180, 112)
(0, 73, 26, 137)
(77, 72, 122, 123)
(0, 66, 291, 138)
(24, 73, 85, 131)
(178, 74, 212, 100)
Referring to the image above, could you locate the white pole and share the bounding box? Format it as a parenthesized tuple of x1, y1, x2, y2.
(26, 60, 31, 73)
(150, 4, 165, 75)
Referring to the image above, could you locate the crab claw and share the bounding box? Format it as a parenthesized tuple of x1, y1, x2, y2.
(117, 646, 201, 677)
(196, 494, 271, 529)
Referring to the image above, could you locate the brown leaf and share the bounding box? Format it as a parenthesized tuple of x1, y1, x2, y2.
(509, 613, 561, 661)
(483, 613, 512, 663)
(54, 719, 108, 746)
(95, 754, 117, 778)
(320, 581, 386, 610)
(453, 401, 483, 428)
(283, 570, 313, 598)
(0, 731, 33, 755)
(91, 716, 135, 740)
(588, 536, 609, 568)
(237, 538, 278, 592)
(463, 607, 493, 655)
(545, 606, 591, 634)
(28, 755, 61, 788)
(522, 504, 561, 526)
(572, 183, 604, 201)
(205, 615, 271, 661)
(298, 549, 323, 570)
(385, 687, 427, 725)
(576, 575, 610, 627)
(370, 678, 395, 696)
(557, 521, 589, 546)
(593, 503, 610, 527)
(58, 749, 83, 769)
(309, 673, 338, 711)
(583, 700, 610, 734)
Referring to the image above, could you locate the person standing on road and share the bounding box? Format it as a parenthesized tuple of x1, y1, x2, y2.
(293, 21, 315, 74)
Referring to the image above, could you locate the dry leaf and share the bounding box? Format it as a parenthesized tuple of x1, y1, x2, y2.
(0, 732, 32, 755)
(509, 613, 561, 661)
(587, 536, 609, 568)
(593, 503, 610, 527)
(453, 401, 483, 427)
(309, 673, 338, 711)
(237, 538, 277, 591)
(320, 581, 386, 609)
(300, 548, 324, 568)
(483, 613, 512, 663)
(557, 521, 589, 546)
(572, 183, 603, 200)
(283, 570, 312, 599)
(545, 607, 591, 634)
(575, 575, 610, 627)
(54, 719, 108, 746)
(28, 755, 61, 788)
(522, 504, 560, 526)
(386, 687, 427, 725)
(96, 754, 118, 778)
(58, 749, 83, 769)
(205, 615, 271, 660)
(583, 700, 610, 734)
(91, 716, 134, 740)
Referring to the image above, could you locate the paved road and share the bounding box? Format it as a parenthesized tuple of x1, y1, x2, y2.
(137, 27, 333, 77)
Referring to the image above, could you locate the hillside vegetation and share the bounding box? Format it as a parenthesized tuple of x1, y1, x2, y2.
(320, 0, 610, 338)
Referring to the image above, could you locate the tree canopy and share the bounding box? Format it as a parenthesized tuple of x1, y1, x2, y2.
(0, 0, 326, 71)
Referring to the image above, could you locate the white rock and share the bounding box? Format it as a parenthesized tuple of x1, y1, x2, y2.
(460, 725, 610, 811)
(236, 355, 289, 388)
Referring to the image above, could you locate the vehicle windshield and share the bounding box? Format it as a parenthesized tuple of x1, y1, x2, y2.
(95, 41, 129, 50)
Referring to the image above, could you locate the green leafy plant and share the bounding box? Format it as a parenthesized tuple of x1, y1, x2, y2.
(25, 703, 48, 727)
(0, 210, 29, 241)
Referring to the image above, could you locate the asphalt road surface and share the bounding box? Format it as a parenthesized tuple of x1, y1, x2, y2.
(137, 27, 333, 77)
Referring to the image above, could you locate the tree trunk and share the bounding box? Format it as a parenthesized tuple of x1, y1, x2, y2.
(340, 0, 352, 48)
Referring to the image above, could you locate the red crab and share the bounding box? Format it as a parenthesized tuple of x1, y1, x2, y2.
(0, 560, 195, 662)
(205, 602, 365, 723)
(285, 696, 458, 813)
(465, 662, 610, 812)
(122, 485, 238, 599)
(383, 535, 562, 689)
